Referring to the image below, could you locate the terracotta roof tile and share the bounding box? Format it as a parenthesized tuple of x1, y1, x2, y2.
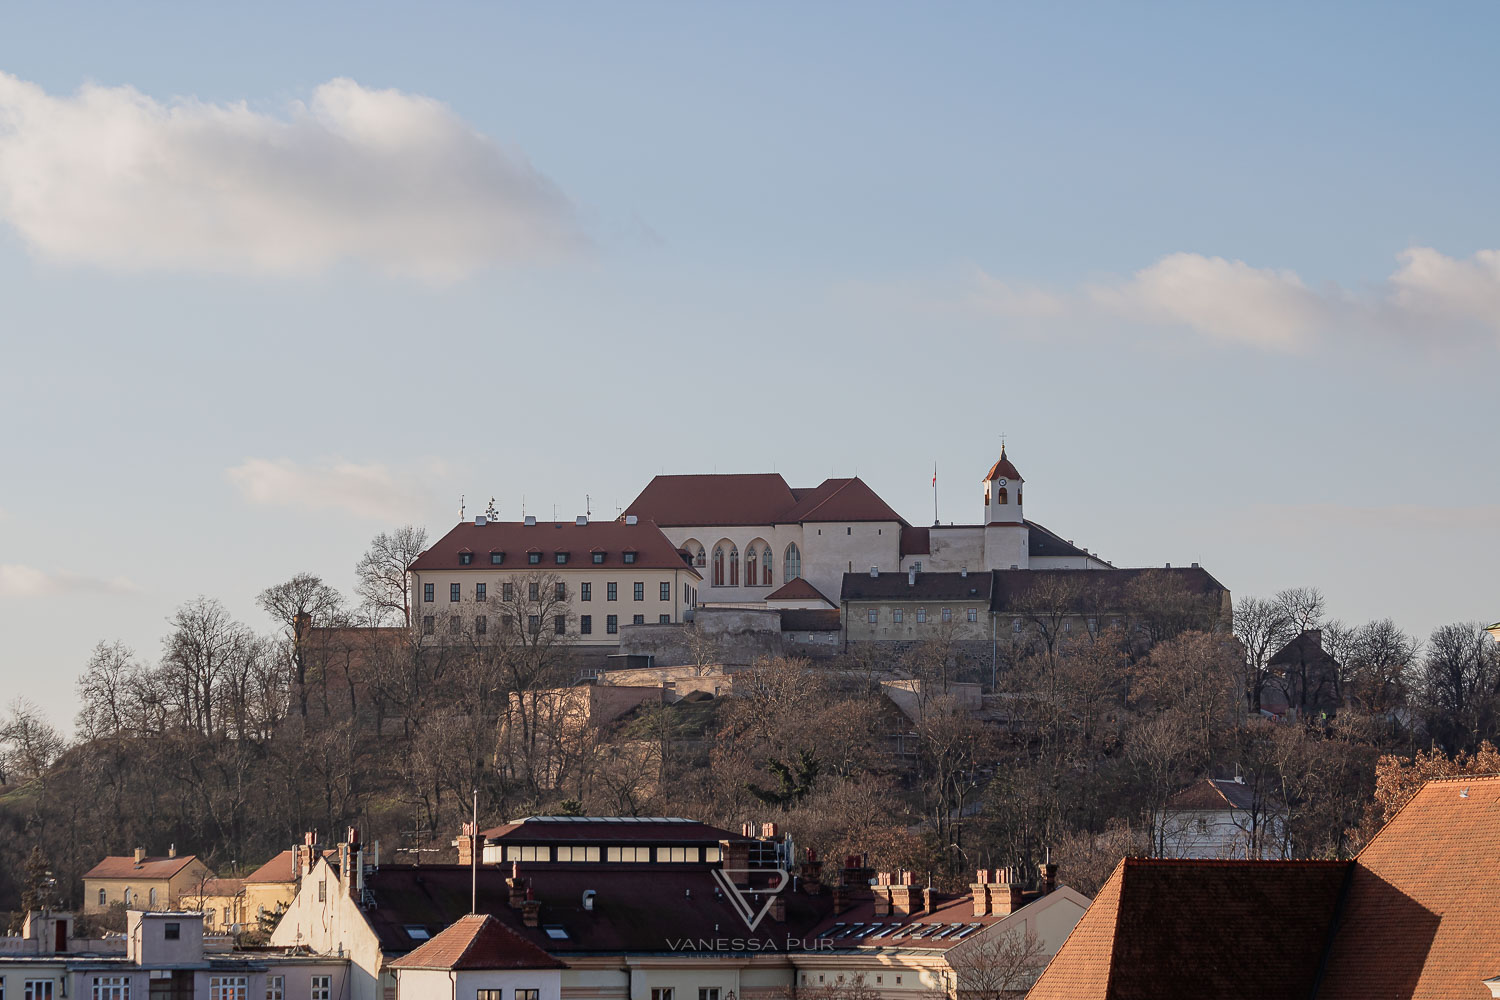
(410, 520, 699, 577)
(763, 578, 835, 606)
(983, 447, 1023, 483)
(899, 525, 930, 556)
(1165, 778, 1257, 811)
(83, 855, 203, 880)
(778, 478, 904, 524)
(624, 474, 799, 527)
(387, 913, 564, 970)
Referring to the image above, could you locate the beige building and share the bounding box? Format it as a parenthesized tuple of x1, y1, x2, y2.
(242, 842, 335, 930)
(82, 848, 214, 914)
(179, 878, 247, 933)
(407, 516, 702, 646)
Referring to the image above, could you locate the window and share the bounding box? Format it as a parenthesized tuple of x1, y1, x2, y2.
(162, 920, 176, 938)
(476, 583, 487, 602)
(1063, 620, 1071, 632)
(1013, 618, 1023, 633)
(503, 583, 515, 601)
(607, 615, 618, 634)
(516, 992, 539, 1000)
(98, 888, 106, 905)
(504, 846, 549, 862)
(659, 614, 671, 624)
(967, 608, 978, 622)
(847, 526, 852, 535)
(1087, 617, 1098, 632)
(1196, 817, 1209, 834)
(556, 582, 567, 600)
(660, 582, 671, 601)
(623, 551, 637, 564)
(695, 546, 707, 567)
(528, 552, 541, 565)
(25, 982, 53, 1000)
(476, 616, 487, 634)
(867, 610, 878, 624)
(942, 608, 953, 623)
(712, 547, 724, 586)
(266, 977, 283, 1000)
(420, 614, 434, 635)
(490, 552, 504, 565)
(311, 978, 331, 1000)
(651, 990, 672, 1000)
(528, 615, 540, 635)
(704, 847, 721, 862)
(609, 846, 651, 862)
(581, 583, 591, 601)
(210, 980, 246, 1000)
(555, 615, 567, 635)
(555, 845, 601, 861)
(528, 582, 540, 601)
(449, 616, 462, 633)
(700, 990, 720, 1000)
(893, 609, 903, 623)
(459, 552, 473, 565)
(423, 583, 434, 603)
(762, 547, 772, 582)
(783, 543, 801, 582)
(581, 615, 592, 635)
(634, 582, 645, 601)
(916, 608, 927, 623)
(593, 552, 605, 564)
(93, 978, 129, 1000)
(556, 552, 568, 565)
(729, 547, 738, 586)
(996, 487, 1008, 504)
(660, 847, 700, 862)
(477, 992, 502, 1000)
(607, 583, 618, 601)
(450, 583, 461, 603)
(632, 614, 645, 625)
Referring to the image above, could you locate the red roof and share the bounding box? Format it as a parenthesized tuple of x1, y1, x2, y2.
(899, 525, 930, 556)
(1165, 778, 1258, 812)
(763, 577, 835, 606)
(243, 848, 336, 884)
(410, 520, 699, 577)
(983, 446, 1023, 482)
(388, 913, 565, 970)
(625, 474, 904, 527)
(83, 855, 203, 881)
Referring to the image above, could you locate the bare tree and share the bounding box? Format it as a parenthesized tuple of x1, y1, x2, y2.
(0, 699, 65, 782)
(355, 525, 428, 625)
(256, 574, 344, 719)
(945, 924, 1051, 999)
(76, 640, 140, 740)
(1233, 595, 1295, 714)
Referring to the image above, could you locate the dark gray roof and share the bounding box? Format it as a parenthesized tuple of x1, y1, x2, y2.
(841, 571, 993, 603)
(1026, 519, 1105, 562)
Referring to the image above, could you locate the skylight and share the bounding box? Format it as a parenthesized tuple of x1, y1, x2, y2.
(404, 925, 430, 940)
(543, 925, 569, 940)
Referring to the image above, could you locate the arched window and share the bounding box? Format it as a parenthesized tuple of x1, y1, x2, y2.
(1016, 488, 1022, 506)
(996, 487, 1008, 505)
(784, 543, 801, 582)
(744, 546, 758, 586)
(124, 888, 133, 906)
(713, 547, 724, 586)
(729, 547, 739, 586)
(695, 546, 706, 567)
(763, 547, 772, 583)
(148, 887, 158, 908)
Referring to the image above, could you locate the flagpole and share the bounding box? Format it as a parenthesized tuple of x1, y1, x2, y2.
(932, 462, 938, 526)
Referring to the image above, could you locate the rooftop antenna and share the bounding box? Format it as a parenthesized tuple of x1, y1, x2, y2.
(586, 494, 591, 518)
(460, 494, 465, 520)
(552, 503, 557, 521)
(470, 788, 479, 914)
(932, 462, 939, 526)
(521, 494, 526, 519)
(485, 497, 499, 520)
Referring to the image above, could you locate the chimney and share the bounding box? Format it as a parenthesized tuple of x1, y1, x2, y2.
(296, 832, 317, 879)
(457, 822, 486, 867)
(521, 890, 541, 928)
(1038, 862, 1058, 896)
(889, 870, 919, 916)
(800, 848, 824, 895)
(922, 886, 935, 914)
(970, 869, 992, 916)
(831, 884, 850, 913)
(769, 894, 787, 922)
(134, 847, 146, 865)
(507, 862, 527, 909)
(719, 839, 752, 887)
(168, 844, 177, 859)
(346, 827, 361, 898)
(872, 872, 892, 916)
(524, 515, 537, 526)
(576, 515, 588, 526)
(993, 867, 1025, 915)
(761, 822, 778, 839)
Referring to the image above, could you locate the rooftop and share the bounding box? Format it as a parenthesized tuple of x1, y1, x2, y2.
(409, 519, 701, 576)
(387, 913, 564, 971)
(83, 854, 203, 881)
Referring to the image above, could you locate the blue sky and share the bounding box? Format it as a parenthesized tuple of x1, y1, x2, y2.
(2, 2, 1498, 728)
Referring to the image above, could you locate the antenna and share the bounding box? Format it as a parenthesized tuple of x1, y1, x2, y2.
(460, 494, 465, 520)
(471, 788, 479, 914)
(586, 494, 591, 518)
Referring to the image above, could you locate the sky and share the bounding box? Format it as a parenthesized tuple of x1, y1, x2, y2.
(1, 2, 1498, 730)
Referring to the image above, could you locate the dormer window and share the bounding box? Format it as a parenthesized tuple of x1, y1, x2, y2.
(459, 551, 473, 565)
(555, 552, 569, 565)
(623, 550, 637, 564)
(490, 551, 504, 565)
(593, 552, 605, 564)
(528, 551, 541, 565)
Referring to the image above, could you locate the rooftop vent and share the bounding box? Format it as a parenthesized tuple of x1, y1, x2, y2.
(1192, 562, 1200, 568)
(1010, 564, 1019, 570)
(581, 890, 596, 912)
(475, 515, 487, 526)
(907, 567, 917, 586)
(625, 515, 638, 525)
(524, 515, 537, 526)
(576, 515, 588, 526)
(870, 566, 879, 578)
(960, 567, 968, 578)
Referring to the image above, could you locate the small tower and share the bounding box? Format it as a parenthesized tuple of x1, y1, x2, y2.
(983, 446, 1029, 570)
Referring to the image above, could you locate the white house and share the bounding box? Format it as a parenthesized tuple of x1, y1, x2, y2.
(1157, 777, 1288, 859)
(389, 915, 563, 1000)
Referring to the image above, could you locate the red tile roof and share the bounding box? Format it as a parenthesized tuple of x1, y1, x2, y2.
(192, 878, 246, 897)
(243, 848, 336, 884)
(410, 520, 700, 577)
(625, 475, 905, 527)
(763, 578, 835, 606)
(388, 913, 565, 970)
(899, 525, 930, 556)
(802, 891, 1033, 951)
(83, 855, 203, 880)
(1028, 858, 1350, 1000)
(1165, 778, 1257, 812)
(983, 447, 1023, 483)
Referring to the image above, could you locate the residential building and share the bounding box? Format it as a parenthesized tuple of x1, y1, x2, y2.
(1155, 777, 1286, 860)
(0, 910, 346, 1000)
(387, 914, 563, 1000)
(1030, 774, 1500, 998)
(178, 879, 246, 934)
(407, 517, 702, 647)
(82, 849, 214, 914)
(1262, 628, 1341, 719)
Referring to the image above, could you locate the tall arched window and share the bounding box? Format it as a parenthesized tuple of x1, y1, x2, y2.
(763, 547, 772, 583)
(784, 543, 801, 582)
(729, 547, 739, 586)
(695, 546, 706, 567)
(1016, 488, 1022, 506)
(713, 547, 724, 586)
(148, 887, 158, 908)
(124, 888, 133, 906)
(744, 546, 758, 586)
(996, 487, 1008, 505)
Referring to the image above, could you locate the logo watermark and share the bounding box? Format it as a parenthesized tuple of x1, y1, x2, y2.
(711, 866, 790, 931)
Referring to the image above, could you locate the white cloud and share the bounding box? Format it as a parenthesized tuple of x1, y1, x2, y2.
(967, 247, 1500, 352)
(226, 458, 427, 522)
(0, 564, 139, 598)
(0, 73, 582, 281)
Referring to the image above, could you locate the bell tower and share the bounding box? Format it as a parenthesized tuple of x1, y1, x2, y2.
(983, 445, 1029, 570)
